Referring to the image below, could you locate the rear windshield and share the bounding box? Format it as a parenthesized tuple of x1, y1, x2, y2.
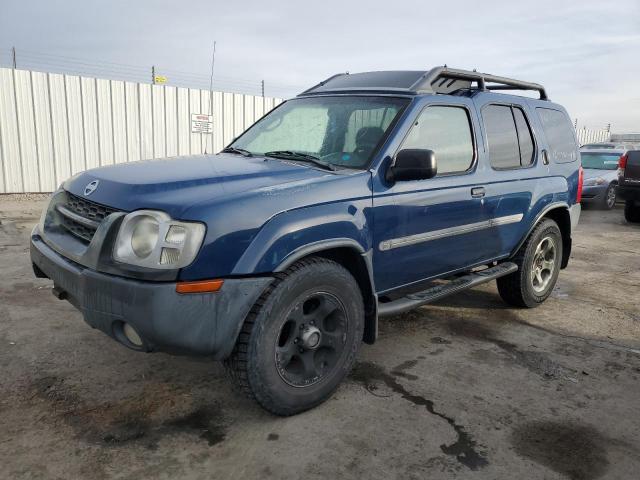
(580, 152, 621, 170)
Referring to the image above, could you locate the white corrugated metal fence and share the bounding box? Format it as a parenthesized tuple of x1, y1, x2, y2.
(576, 127, 610, 146)
(0, 67, 282, 193)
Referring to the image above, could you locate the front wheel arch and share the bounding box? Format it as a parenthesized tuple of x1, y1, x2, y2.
(285, 245, 378, 345)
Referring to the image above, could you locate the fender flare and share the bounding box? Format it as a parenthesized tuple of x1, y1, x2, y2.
(274, 238, 379, 345)
(274, 238, 366, 271)
(511, 202, 573, 266)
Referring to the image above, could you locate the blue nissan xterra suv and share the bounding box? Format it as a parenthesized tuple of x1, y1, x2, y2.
(31, 67, 583, 415)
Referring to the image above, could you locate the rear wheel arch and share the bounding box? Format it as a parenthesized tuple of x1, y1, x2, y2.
(541, 206, 572, 268)
(515, 204, 572, 269)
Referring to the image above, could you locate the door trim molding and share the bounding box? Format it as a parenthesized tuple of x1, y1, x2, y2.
(378, 213, 523, 251)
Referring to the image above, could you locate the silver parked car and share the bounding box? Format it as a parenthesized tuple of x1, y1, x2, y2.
(580, 148, 627, 209)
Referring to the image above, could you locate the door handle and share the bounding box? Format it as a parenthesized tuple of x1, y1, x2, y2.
(471, 187, 486, 198)
(542, 149, 550, 165)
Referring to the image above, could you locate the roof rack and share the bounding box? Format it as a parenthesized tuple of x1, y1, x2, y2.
(299, 67, 548, 100)
(413, 66, 548, 100)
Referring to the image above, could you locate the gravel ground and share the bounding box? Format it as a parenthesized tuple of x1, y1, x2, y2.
(1, 195, 639, 480)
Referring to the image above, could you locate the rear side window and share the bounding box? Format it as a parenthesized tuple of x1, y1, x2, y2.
(483, 105, 535, 169)
(537, 108, 578, 163)
(513, 108, 534, 165)
(401, 105, 474, 175)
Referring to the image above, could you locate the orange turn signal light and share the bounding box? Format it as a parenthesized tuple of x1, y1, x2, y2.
(176, 279, 224, 294)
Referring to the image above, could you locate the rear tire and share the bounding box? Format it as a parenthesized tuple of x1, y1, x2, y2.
(497, 219, 563, 308)
(224, 257, 364, 416)
(624, 200, 640, 223)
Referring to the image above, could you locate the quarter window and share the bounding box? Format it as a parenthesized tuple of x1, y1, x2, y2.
(401, 106, 474, 175)
(483, 105, 535, 169)
(537, 108, 578, 163)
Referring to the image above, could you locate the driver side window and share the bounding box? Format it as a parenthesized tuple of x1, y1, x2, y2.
(401, 105, 475, 175)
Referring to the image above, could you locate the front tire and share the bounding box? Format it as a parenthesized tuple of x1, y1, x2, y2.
(601, 183, 617, 210)
(224, 257, 365, 416)
(497, 219, 563, 308)
(625, 200, 640, 223)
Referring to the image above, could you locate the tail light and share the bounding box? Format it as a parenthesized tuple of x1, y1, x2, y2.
(618, 154, 628, 169)
(618, 154, 628, 179)
(576, 166, 584, 203)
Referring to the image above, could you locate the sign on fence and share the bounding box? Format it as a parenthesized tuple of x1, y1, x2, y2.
(191, 113, 213, 134)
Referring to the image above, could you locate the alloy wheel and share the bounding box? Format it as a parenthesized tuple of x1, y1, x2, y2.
(531, 236, 557, 294)
(606, 185, 616, 209)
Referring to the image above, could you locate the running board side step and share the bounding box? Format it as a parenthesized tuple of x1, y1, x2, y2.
(377, 262, 518, 317)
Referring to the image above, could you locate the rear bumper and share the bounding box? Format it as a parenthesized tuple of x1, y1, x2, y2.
(31, 230, 272, 358)
(616, 184, 640, 203)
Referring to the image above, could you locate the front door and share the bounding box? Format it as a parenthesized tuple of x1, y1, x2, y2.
(372, 99, 496, 293)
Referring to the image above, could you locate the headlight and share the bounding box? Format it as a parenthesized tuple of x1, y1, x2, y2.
(130, 216, 159, 258)
(113, 210, 205, 269)
(583, 177, 605, 186)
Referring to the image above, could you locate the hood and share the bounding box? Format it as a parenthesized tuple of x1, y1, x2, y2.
(64, 154, 333, 218)
(582, 168, 618, 182)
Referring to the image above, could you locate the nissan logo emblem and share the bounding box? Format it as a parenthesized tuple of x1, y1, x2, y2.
(84, 180, 99, 196)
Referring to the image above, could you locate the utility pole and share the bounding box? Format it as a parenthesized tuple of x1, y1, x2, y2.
(11, 46, 16, 69)
(606, 123, 611, 133)
(261, 80, 265, 97)
(151, 65, 156, 84)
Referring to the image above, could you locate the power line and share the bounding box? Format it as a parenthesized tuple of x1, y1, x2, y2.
(0, 47, 305, 97)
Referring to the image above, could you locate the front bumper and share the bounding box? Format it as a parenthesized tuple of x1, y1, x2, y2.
(31, 231, 272, 358)
(580, 184, 608, 203)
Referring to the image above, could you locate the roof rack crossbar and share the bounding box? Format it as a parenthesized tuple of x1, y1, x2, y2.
(413, 66, 548, 100)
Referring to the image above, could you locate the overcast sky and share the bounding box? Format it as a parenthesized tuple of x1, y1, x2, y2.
(1, 0, 639, 131)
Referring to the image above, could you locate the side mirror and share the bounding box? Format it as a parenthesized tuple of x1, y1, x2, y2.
(386, 149, 437, 183)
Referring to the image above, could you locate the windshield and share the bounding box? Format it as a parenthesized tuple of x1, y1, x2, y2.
(229, 96, 409, 168)
(581, 152, 621, 170)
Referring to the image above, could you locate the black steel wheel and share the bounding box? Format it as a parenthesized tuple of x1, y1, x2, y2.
(275, 291, 348, 388)
(224, 257, 364, 416)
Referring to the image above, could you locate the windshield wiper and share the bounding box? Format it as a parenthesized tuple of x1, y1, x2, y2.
(221, 146, 253, 157)
(264, 151, 336, 171)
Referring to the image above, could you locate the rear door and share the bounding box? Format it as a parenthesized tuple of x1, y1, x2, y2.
(372, 98, 496, 293)
(473, 100, 544, 258)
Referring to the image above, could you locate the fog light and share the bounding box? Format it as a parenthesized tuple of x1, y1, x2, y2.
(123, 323, 143, 347)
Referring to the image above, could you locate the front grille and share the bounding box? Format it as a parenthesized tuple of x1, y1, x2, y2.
(58, 193, 119, 243)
